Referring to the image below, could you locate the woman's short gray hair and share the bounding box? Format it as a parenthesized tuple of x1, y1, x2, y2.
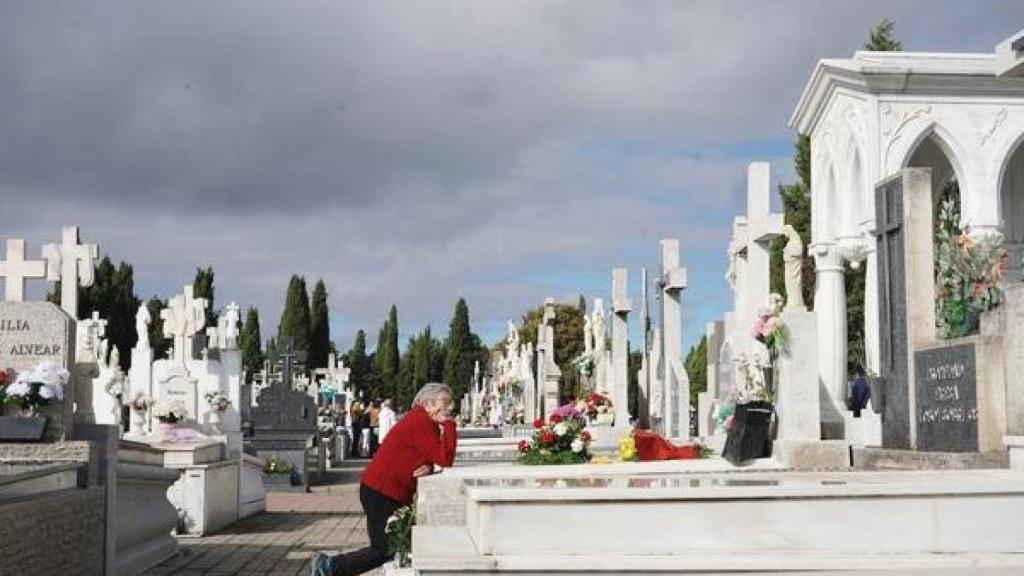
(413, 382, 453, 407)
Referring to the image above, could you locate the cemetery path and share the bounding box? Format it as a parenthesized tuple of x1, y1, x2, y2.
(142, 461, 382, 576)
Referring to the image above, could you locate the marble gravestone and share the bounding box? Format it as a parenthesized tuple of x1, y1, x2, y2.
(914, 344, 978, 452)
(0, 302, 76, 441)
(248, 382, 317, 488)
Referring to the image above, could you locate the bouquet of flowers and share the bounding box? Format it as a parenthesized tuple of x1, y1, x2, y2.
(575, 392, 614, 425)
(734, 349, 773, 403)
(263, 455, 293, 474)
(934, 197, 1008, 339)
(129, 393, 153, 412)
(152, 399, 188, 424)
(751, 293, 788, 358)
(572, 352, 596, 378)
(517, 403, 593, 465)
(204, 390, 231, 412)
(2, 361, 69, 415)
(386, 501, 417, 568)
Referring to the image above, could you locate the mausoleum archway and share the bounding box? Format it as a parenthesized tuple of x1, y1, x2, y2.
(998, 133, 1024, 282)
(903, 126, 967, 220)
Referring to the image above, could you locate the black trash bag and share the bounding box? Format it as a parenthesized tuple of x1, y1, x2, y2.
(722, 401, 774, 466)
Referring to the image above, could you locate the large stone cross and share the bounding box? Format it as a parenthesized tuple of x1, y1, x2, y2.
(43, 226, 99, 317)
(737, 163, 783, 327)
(611, 267, 632, 433)
(0, 239, 47, 302)
(160, 285, 208, 362)
(280, 338, 300, 389)
(658, 238, 690, 439)
(326, 352, 351, 392)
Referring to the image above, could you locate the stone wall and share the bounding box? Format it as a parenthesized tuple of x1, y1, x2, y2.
(0, 486, 105, 575)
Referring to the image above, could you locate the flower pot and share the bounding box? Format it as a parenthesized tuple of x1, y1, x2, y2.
(722, 401, 774, 466)
(0, 415, 48, 441)
(868, 376, 885, 415)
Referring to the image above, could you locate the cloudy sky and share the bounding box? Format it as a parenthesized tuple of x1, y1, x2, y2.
(2, 1, 1022, 354)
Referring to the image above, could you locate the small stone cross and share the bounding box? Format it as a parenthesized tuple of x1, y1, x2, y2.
(0, 239, 47, 302)
(42, 226, 99, 317)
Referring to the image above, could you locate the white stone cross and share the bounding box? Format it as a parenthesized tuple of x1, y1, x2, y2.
(78, 310, 108, 359)
(611, 267, 632, 433)
(42, 226, 99, 317)
(736, 163, 783, 329)
(0, 239, 47, 302)
(160, 285, 208, 362)
(326, 353, 351, 391)
(658, 238, 690, 439)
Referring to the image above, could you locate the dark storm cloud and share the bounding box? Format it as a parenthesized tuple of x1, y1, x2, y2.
(1, 1, 1022, 347)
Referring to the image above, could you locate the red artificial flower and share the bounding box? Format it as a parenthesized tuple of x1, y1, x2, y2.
(0, 370, 7, 386)
(549, 413, 563, 424)
(518, 440, 529, 452)
(533, 418, 544, 429)
(540, 431, 556, 445)
(580, 430, 592, 442)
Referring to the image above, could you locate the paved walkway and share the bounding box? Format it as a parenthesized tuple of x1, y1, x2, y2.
(143, 462, 383, 576)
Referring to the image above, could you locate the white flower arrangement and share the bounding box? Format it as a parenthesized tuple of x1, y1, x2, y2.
(4, 361, 69, 413)
(734, 348, 772, 403)
(204, 390, 231, 412)
(129, 393, 153, 412)
(152, 399, 188, 423)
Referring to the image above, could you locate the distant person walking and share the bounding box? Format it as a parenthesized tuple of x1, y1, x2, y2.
(349, 399, 364, 458)
(368, 400, 382, 456)
(312, 383, 457, 576)
(378, 399, 397, 443)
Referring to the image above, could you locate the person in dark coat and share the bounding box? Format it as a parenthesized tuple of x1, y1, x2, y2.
(850, 372, 871, 418)
(311, 382, 457, 576)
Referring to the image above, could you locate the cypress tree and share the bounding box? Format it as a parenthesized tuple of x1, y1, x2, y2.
(146, 297, 171, 360)
(240, 307, 264, 382)
(193, 266, 216, 330)
(48, 257, 142, 368)
(347, 330, 370, 397)
(397, 337, 416, 410)
(309, 280, 330, 369)
(277, 275, 311, 354)
(383, 305, 400, 399)
(413, 326, 432, 395)
(444, 299, 475, 410)
(685, 335, 708, 406)
(375, 321, 390, 398)
(865, 19, 901, 51)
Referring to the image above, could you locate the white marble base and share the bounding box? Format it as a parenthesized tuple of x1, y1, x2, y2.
(416, 469, 1024, 574)
(239, 453, 266, 519)
(772, 439, 850, 470)
(1005, 436, 1024, 471)
(166, 459, 240, 536)
(843, 408, 883, 448)
(154, 440, 224, 467)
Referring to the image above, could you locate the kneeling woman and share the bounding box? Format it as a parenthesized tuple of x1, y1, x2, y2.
(313, 382, 457, 576)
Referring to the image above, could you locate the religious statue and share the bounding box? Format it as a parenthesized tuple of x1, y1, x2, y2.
(506, 320, 520, 354)
(136, 304, 151, 348)
(591, 299, 607, 354)
(583, 314, 594, 355)
(725, 244, 740, 292)
(782, 224, 806, 311)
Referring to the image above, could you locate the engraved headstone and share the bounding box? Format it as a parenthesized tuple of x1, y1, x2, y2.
(0, 302, 76, 440)
(156, 363, 200, 424)
(914, 344, 978, 452)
